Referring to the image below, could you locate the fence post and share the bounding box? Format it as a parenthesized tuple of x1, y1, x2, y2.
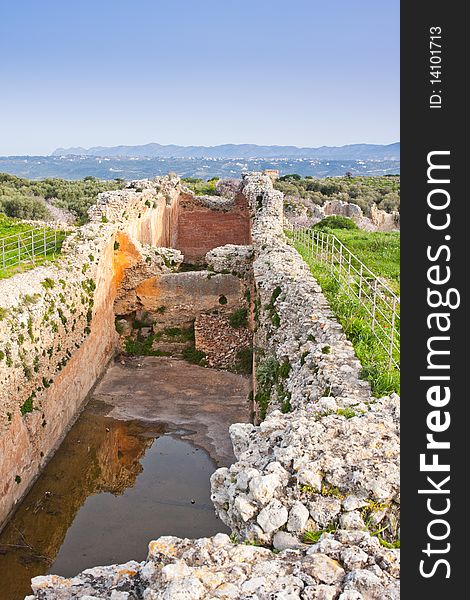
(338, 243, 343, 284)
(389, 297, 397, 369)
(371, 279, 378, 331)
(31, 230, 35, 264)
(358, 263, 363, 299)
(43, 228, 47, 257)
(1, 238, 4, 270)
(17, 235, 21, 265)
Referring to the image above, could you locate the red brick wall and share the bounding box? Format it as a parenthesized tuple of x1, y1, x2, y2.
(175, 193, 251, 262)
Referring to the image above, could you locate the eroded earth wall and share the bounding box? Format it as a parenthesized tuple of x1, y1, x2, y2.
(0, 177, 181, 528)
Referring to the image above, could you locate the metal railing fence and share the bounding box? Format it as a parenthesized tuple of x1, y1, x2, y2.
(286, 225, 400, 370)
(0, 227, 67, 274)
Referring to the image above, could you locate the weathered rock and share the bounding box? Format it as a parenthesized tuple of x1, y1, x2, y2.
(205, 244, 253, 277)
(257, 499, 289, 533)
(287, 501, 311, 532)
(303, 553, 346, 584)
(272, 531, 304, 551)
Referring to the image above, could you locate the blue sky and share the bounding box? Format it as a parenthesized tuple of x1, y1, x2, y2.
(0, 0, 399, 155)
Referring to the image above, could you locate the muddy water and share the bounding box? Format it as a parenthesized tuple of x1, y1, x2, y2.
(0, 357, 251, 600)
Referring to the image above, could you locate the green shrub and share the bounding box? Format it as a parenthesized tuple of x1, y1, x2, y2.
(1, 196, 51, 220)
(314, 216, 359, 230)
(255, 357, 280, 419)
(159, 325, 194, 342)
(235, 347, 253, 374)
(229, 307, 248, 328)
(124, 334, 169, 356)
(182, 177, 219, 196)
(0, 173, 125, 223)
(275, 175, 400, 217)
(278, 358, 291, 378)
(20, 395, 34, 415)
(182, 347, 207, 366)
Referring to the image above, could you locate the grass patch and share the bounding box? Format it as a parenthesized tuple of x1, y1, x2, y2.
(336, 407, 358, 419)
(291, 235, 400, 396)
(255, 356, 293, 417)
(376, 537, 400, 549)
(303, 523, 338, 544)
(323, 228, 400, 292)
(41, 277, 55, 290)
(0, 218, 65, 279)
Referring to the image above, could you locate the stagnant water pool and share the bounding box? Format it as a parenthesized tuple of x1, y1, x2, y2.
(0, 357, 251, 600)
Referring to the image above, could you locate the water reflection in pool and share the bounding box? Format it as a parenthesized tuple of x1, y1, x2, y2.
(0, 398, 228, 600)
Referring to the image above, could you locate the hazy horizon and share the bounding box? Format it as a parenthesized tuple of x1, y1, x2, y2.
(0, 140, 399, 158)
(0, 0, 399, 155)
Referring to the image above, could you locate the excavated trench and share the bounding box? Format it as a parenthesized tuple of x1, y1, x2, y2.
(0, 245, 255, 599)
(0, 183, 257, 598)
(0, 355, 252, 600)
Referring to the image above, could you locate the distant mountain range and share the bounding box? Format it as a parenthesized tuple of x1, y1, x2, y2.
(51, 142, 400, 161)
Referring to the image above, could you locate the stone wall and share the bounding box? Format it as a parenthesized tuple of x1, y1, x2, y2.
(0, 176, 182, 529)
(175, 191, 251, 263)
(210, 174, 399, 549)
(28, 174, 400, 599)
